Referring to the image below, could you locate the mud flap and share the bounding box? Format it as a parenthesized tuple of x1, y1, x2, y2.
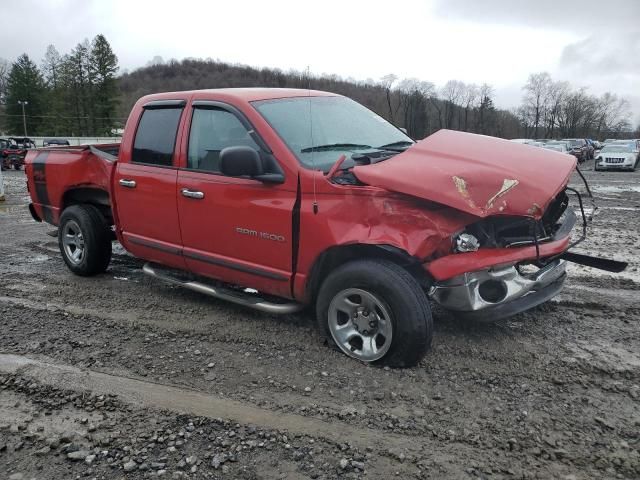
(561, 251, 627, 273)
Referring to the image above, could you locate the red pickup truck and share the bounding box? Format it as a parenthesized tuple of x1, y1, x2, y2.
(24, 88, 623, 367)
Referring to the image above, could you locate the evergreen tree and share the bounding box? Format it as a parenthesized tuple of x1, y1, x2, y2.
(62, 40, 92, 135)
(41, 45, 64, 135)
(89, 34, 119, 135)
(5, 54, 45, 136)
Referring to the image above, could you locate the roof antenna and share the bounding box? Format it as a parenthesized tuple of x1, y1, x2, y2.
(307, 65, 319, 214)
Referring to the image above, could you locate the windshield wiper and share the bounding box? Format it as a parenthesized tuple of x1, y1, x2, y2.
(301, 143, 372, 153)
(377, 140, 414, 151)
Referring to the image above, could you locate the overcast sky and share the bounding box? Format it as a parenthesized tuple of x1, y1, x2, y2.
(1, 0, 639, 125)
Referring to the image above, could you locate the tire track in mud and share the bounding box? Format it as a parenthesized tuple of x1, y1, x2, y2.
(0, 353, 426, 454)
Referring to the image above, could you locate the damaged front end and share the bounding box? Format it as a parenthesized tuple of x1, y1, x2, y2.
(350, 129, 626, 321)
(428, 188, 576, 320)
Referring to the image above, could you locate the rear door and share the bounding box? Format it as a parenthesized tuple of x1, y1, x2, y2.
(114, 100, 187, 270)
(176, 101, 296, 298)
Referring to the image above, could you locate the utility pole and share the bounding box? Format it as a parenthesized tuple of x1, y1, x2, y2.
(18, 100, 28, 137)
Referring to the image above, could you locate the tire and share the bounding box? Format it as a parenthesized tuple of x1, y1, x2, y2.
(316, 258, 433, 367)
(58, 204, 112, 276)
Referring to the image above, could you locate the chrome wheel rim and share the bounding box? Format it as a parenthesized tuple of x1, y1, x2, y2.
(62, 220, 85, 265)
(328, 288, 393, 362)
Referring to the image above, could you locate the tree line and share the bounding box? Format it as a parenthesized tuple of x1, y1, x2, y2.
(118, 58, 637, 141)
(0, 35, 119, 137)
(517, 72, 632, 140)
(117, 58, 523, 140)
(0, 43, 636, 140)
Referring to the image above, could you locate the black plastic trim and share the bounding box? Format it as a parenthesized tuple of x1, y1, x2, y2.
(183, 250, 288, 281)
(143, 99, 187, 109)
(28, 203, 42, 222)
(128, 236, 182, 255)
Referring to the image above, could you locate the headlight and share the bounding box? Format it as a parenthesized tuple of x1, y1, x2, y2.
(454, 233, 480, 253)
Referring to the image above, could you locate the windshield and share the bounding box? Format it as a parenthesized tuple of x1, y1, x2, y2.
(252, 96, 413, 171)
(544, 145, 564, 151)
(601, 145, 632, 153)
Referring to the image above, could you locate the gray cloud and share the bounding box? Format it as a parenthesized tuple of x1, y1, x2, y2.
(432, 0, 640, 31)
(560, 32, 640, 75)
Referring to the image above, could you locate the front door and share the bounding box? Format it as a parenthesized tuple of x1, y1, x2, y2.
(115, 102, 187, 270)
(176, 103, 296, 298)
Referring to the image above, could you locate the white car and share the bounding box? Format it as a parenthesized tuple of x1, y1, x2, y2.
(594, 143, 639, 171)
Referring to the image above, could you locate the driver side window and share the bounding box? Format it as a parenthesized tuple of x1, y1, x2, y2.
(187, 108, 259, 173)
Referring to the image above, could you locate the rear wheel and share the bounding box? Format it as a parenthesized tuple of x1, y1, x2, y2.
(58, 204, 112, 276)
(316, 259, 432, 367)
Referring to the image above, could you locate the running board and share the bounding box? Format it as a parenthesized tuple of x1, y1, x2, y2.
(142, 263, 303, 314)
(561, 252, 628, 273)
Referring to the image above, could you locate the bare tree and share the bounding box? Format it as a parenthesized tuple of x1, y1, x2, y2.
(462, 83, 479, 131)
(0, 58, 9, 102)
(380, 74, 397, 123)
(544, 80, 569, 138)
(522, 72, 551, 139)
(439, 80, 465, 129)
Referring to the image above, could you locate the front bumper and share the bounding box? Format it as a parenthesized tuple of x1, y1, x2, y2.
(597, 160, 634, 170)
(429, 259, 566, 321)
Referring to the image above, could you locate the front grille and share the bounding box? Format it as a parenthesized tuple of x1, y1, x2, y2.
(605, 157, 625, 164)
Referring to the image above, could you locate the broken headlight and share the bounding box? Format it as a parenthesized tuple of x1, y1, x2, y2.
(454, 233, 480, 253)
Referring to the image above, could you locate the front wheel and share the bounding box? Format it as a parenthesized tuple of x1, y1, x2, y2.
(316, 259, 433, 367)
(58, 204, 112, 276)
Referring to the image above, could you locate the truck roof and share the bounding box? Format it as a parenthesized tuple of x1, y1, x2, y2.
(139, 88, 339, 104)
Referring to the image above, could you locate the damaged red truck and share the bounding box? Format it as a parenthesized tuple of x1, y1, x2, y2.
(24, 89, 625, 367)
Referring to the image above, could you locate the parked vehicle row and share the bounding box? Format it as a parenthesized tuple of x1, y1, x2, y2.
(511, 137, 639, 171)
(0, 137, 73, 170)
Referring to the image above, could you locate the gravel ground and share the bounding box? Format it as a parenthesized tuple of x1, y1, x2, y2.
(0, 161, 639, 479)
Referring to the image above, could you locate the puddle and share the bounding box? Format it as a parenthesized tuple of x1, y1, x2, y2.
(0, 353, 421, 453)
(567, 340, 640, 373)
(0, 204, 26, 214)
(27, 254, 50, 263)
(592, 185, 640, 194)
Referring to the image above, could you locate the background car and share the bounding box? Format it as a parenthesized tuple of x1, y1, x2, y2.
(0, 139, 10, 170)
(562, 138, 589, 162)
(43, 138, 71, 147)
(594, 143, 639, 171)
(2, 137, 35, 170)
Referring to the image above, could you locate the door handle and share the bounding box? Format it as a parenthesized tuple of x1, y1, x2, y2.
(119, 179, 137, 188)
(181, 188, 205, 199)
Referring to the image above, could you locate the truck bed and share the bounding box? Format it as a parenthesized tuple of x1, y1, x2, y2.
(25, 144, 119, 225)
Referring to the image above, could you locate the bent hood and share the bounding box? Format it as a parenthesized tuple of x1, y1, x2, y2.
(353, 129, 577, 219)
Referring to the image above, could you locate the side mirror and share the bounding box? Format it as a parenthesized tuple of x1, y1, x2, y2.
(220, 146, 263, 177)
(219, 146, 285, 184)
(399, 127, 408, 134)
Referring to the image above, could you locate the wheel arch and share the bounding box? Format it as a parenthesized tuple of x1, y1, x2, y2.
(304, 243, 432, 303)
(61, 187, 113, 225)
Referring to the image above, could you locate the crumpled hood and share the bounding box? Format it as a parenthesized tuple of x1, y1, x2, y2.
(353, 129, 577, 219)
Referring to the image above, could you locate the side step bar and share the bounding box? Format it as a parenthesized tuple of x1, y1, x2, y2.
(142, 263, 303, 315)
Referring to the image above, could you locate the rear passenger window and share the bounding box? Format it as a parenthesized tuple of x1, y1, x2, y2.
(187, 108, 259, 172)
(132, 108, 183, 166)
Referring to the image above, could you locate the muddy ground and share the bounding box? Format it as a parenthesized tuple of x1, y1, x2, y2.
(0, 160, 638, 480)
